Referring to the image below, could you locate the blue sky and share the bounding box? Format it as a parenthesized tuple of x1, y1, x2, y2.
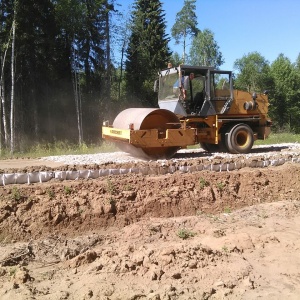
(117, 0, 300, 70)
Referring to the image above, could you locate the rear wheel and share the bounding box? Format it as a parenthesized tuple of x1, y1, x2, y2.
(225, 124, 254, 154)
(200, 142, 220, 152)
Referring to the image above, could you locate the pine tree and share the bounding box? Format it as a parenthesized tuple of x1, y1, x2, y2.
(171, 0, 199, 63)
(0, 0, 116, 150)
(56, 0, 117, 142)
(269, 54, 300, 131)
(0, 0, 60, 148)
(0, 0, 14, 149)
(125, 0, 171, 107)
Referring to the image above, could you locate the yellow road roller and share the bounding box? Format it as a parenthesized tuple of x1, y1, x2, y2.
(102, 65, 272, 159)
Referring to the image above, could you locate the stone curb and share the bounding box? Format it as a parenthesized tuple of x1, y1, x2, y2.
(1, 156, 300, 186)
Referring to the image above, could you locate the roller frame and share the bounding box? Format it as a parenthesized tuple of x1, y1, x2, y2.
(102, 126, 197, 148)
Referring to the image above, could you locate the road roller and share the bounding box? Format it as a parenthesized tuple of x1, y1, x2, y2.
(102, 65, 272, 159)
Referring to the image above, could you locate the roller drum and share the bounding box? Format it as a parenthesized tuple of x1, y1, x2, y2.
(113, 108, 180, 159)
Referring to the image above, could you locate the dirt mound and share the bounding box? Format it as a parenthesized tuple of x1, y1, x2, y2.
(1, 163, 300, 241)
(0, 156, 300, 299)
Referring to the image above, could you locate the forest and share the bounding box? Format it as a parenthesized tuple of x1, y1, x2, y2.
(1, 0, 300, 154)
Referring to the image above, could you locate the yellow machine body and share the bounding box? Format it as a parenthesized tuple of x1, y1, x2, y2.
(102, 65, 272, 159)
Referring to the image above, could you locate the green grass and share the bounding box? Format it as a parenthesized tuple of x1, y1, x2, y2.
(177, 228, 196, 239)
(11, 187, 22, 201)
(254, 132, 300, 145)
(0, 141, 119, 159)
(107, 178, 117, 195)
(224, 206, 232, 213)
(216, 182, 225, 191)
(188, 132, 300, 149)
(199, 177, 209, 189)
(64, 186, 72, 195)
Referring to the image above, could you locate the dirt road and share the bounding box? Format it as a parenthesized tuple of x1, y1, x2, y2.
(0, 147, 300, 299)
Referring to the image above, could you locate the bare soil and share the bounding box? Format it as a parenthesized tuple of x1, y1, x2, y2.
(1, 150, 300, 299)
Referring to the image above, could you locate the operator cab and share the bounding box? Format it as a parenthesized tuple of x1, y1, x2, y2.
(157, 65, 233, 117)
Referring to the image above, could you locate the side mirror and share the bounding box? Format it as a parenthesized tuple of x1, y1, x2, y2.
(153, 79, 159, 92)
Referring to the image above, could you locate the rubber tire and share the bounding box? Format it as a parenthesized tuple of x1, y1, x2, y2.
(219, 132, 228, 152)
(225, 124, 254, 154)
(200, 142, 221, 153)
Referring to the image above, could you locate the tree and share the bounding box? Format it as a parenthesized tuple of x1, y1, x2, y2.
(11, 0, 62, 147)
(233, 52, 271, 93)
(293, 53, 300, 132)
(55, 0, 115, 143)
(171, 0, 198, 63)
(0, 0, 116, 152)
(295, 53, 300, 71)
(188, 28, 224, 68)
(170, 51, 183, 66)
(0, 3, 12, 150)
(269, 54, 300, 131)
(109, 5, 131, 102)
(125, 0, 171, 107)
(0, 0, 15, 151)
(10, 11, 15, 154)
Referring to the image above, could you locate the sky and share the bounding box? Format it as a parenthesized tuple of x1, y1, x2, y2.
(116, 0, 300, 71)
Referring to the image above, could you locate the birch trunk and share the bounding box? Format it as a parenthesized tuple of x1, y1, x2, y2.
(73, 70, 82, 145)
(10, 19, 16, 154)
(106, 10, 111, 96)
(118, 40, 125, 101)
(72, 44, 83, 145)
(0, 28, 12, 151)
(0, 77, 9, 150)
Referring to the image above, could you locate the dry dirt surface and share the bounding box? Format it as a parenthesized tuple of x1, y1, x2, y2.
(1, 146, 300, 299)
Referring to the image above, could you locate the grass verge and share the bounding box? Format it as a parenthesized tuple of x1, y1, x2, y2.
(0, 141, 119, 159)
(254, 132, 300, 145)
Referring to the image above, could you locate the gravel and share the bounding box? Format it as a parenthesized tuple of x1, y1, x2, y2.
(40, 143, 300, 166)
